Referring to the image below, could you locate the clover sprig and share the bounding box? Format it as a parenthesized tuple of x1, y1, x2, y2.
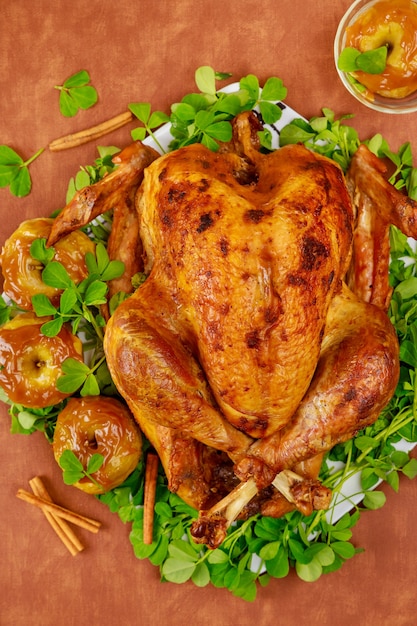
(0, 145, 45, 198)
(129, 66, 288, 153)
(0, 70, 98, 198)
(28, 240, 124, 397)
(30, 240, 123, 338)
(338, 46, 388, 75)
(58, 449, 104, 488)
(54, 70, 98, 118)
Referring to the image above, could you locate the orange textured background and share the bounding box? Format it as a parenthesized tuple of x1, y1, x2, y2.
(1, 1, 416, 625)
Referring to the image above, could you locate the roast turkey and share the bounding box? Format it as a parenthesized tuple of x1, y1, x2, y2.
(49, 112, 417, 548)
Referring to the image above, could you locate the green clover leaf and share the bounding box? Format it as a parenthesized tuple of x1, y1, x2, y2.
(55, 70, 98, 117)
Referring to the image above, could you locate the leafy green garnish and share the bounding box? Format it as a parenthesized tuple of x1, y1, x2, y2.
(0, 386, 66, 442)
(338, 46, 388, 75)
(54, 70, 98, 117)
(0, 144, 45, 197)
(367, 135, 417, 200)
(128, 103, 170, 153)
(0, 70, 101, 200)
(129, 66, 287, 153)
(58, 449, 104, 488)
(0, 294, 12, 326)
(26, 240, 123, 397)
(280, 108, 360, 171)
(29, 238, 55, 265)
(279, 109, 417, 196)
(56, 357, 100, 397)
(194, 66, 232, 94)
(31, 241, 123, 339)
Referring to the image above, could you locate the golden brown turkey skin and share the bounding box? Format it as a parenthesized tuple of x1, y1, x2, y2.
(235, 283, 400, 485)
(106, 184, 143, 301)
(346, 144, 417, 310)
(129, 140, 354, 439)
(133, 412, 238, 511)
(104, 280, 253, 461)
(47, 141, 159, 247)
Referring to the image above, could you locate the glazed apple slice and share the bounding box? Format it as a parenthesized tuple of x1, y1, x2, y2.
(0, 312, 83, 408)
(0, 217, 95, 310)
(53, 396, 142, 494)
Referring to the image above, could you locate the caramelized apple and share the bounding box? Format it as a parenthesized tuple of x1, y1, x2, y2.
(0, 217, 95, 310)
(0, 312, 83, 408)
(345, 0, 417, 99)
(53, 396, 142, 494)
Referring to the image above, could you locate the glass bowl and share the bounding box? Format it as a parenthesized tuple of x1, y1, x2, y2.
(334, 0, 417, 113)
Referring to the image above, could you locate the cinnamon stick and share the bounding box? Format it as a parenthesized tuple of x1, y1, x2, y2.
(29, 477, 84, 556)
(16, 489, 101, 533)
(48, 110, 134, 152)
(143, 453, 159, 545)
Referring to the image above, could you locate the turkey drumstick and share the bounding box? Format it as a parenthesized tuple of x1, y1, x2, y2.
(190, 283, 399, 547)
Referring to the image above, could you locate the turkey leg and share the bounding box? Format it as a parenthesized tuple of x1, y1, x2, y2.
(190, 284, 399, 547)
(104, 280, 253, 463)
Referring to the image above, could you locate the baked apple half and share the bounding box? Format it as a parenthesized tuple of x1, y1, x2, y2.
(53, 396, 142, 494)
(0, 217, 95, 310)
(0, 312, 83, 408)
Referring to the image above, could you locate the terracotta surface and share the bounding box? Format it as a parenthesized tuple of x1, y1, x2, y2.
(1, 1, 417, 624)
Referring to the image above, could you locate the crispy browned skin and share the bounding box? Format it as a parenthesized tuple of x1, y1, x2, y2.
(104, 284, 253, 462)
(346, 144, 417, 310)
(113, 127, 354, 441)
(235, 283, 400, 486)
(106, 185, 143, 300)
(47, 141, 159, 247)
(188, 281, 399, 547)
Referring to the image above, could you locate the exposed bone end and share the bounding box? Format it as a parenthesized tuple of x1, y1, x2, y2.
(190, 469, 332, 549)
(190, 514, 229, 549)
(190, 477, 258, 549)
(311, 484, 332, 510)
(272, 469, 332, 516)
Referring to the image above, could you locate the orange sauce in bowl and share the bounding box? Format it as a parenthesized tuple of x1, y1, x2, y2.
(345, 0, 417, 98)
